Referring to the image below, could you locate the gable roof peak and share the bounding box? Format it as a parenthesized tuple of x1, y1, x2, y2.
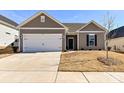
(77, 20, 107, 31)
(90, 20, 95, 22)
(89, 20, 99, 24)
(17, 11, 68, 30)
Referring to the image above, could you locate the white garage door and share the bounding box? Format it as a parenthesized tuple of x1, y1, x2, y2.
(23, 34, 62, 52)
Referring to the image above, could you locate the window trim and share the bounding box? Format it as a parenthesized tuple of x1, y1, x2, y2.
(88, 34, 95, 47)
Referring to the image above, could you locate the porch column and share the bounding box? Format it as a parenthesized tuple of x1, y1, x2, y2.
(64, 29, 67, 51)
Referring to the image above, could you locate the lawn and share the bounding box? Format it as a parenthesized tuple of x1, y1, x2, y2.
(59, 51, 124, 72)
(0, 54, 12, 59)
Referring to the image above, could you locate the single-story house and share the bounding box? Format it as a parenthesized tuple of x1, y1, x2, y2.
(0, 15, 19, 49)
(108, 26, 124, 52)
(17, 11, 106, 52)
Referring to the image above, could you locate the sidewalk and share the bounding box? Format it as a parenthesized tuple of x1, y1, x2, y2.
(0, 71, 124, 83)
(55, 72, 124, 83)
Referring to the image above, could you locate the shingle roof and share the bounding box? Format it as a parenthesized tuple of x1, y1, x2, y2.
(108, 26, 124, 39)
(0, 15, 18, 27)
(63, 23, 86, 32)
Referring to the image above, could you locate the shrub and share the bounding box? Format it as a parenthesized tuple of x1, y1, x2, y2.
(81, 48, 84, 50)
(107, 47, 111, 51)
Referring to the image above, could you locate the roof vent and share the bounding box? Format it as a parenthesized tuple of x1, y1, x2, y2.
(40, 16, 45, 23)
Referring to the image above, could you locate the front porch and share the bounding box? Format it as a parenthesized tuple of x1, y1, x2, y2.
(66, 35, 77, 50)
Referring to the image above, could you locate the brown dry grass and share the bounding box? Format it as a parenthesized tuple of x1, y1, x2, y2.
(0, 46, 14, 54)
(59, 51, 124, 72)
(0, 54, 12, 59)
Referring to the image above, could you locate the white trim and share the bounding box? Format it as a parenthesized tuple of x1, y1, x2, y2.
(89, 34, 95, 35)
(0, 20, 16, 29)
(66, 32, 78, 35)
(20, 27, 65, 30)
(68, 37, 74, 50)
(77, 31, 105, 33)
(77, 20, 107, 32)
(18, 28, 21, 52)
(64, 29, 67, 51)
(17, 11, 68, 30)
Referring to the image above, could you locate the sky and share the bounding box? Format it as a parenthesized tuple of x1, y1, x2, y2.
(0, 10, 124, 29)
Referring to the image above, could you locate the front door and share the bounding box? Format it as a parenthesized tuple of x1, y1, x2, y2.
(68, 38, 74, 50)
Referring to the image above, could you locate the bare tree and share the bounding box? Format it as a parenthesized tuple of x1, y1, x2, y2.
(103, 12, 115, 59)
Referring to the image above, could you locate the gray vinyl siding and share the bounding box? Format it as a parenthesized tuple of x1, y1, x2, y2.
(79, 33, 105, 50)
(80, 23, 105, 31)
(22, 13, 64, 28)
(19, 13, 66, 52)
(19, 12, 106, 51)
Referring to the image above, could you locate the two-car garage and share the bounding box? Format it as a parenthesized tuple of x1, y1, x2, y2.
(23, 34, 63, 52)
(18, 12, 67, 52)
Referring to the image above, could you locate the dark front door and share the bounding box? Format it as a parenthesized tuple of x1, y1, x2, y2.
(68, 39, 74, 50)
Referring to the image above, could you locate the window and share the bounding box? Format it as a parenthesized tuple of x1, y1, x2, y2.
(6, 32, 11, 35)
(15, 39, 18, 42)
(89, 34, 95, 46)
(40, 16, 45, 22)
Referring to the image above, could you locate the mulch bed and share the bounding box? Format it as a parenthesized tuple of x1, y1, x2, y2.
(97, 57, 123, 66)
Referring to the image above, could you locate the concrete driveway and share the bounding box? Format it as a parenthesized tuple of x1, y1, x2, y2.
(0, 52, 61, 82)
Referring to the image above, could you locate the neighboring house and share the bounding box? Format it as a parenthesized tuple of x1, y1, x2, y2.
(108, 26, 124, 52)
(17, 12, 106, 52)
(0, 15, 19, 49)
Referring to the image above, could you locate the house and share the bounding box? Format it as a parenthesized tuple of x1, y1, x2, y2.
(17, 12, 106, 52)
(108, 26, 124, 52)
(0, 15, 19, 50)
